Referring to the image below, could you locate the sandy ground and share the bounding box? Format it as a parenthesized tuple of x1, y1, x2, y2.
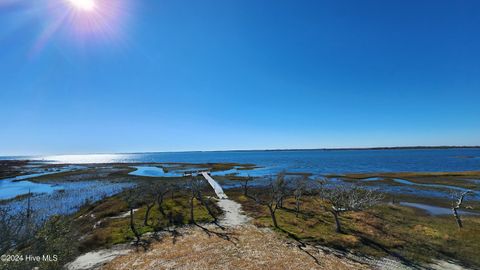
(217, 198, 251, 227)
(204, 173, 250, 227)
(101, 225, 368, 270)
(66, 244, 132, 270)
(429, 260, 472, 270)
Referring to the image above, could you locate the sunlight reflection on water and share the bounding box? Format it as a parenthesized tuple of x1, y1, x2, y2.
(39, 154, 132, 164)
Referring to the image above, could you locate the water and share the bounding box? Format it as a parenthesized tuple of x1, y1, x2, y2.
(361, 177, 383, 182)
(399, 202, 480, 216)
(0, 165, 135, 223)
(0, 166, 84, 200)
(3, 148, 480, 203)
(129, 166, 183, 177)
(393, 178, 475, 193)
(0, 180, 64, 200)
(2, 181, 135, 224)
(9, 148, 479, 174)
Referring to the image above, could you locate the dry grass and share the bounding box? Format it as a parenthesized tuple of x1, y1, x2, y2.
(102, 225, 368, 270)
(229, 189, 480, 268)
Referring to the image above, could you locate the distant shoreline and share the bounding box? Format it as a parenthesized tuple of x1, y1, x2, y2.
(131, 145, 480, 154)
(259, 146, 480, 152)
(1, 145, 480, 158)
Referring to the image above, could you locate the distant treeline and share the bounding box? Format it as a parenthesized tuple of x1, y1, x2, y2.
(239, 146, 480, 152)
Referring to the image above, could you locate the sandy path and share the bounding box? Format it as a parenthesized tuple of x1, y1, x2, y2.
(200, 172, 250, 227)
(217, 198, 251, 227)
(66, 245, 132, 270)
(102, 225, 367, 270)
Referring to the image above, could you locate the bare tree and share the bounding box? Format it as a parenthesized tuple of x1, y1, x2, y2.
(154, 183, 170, 219)
(170, 184, 178, 201)
(321, 183, 383, 233)
(242, 175, 252, 196)
(124, 190, 142, 245)
(142, 187, 156, 226)
(139, 183, 172, 228)
(250, 174, 288, 228)
(293, 176, 308, 217)
(451, 190, 472, 228)
(195, 191, 219, 224)
(189, 176, 204, 224)
(277, 172, 288, 208)
(189, 176, 218, 224)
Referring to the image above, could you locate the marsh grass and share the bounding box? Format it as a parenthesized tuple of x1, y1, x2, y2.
(0, 160, 29, 179)
(75, 188, 221, 252)
(229, 189, 480, 268)
(338, 171, 480, 190)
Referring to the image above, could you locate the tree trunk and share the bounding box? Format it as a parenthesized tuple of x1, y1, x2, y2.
(295, 198, 300, 217)
(332, 210, 342, 233)
(189, 196, 195, 224)
(243, 179, 249, 196)
(452, 207, 463, 228)
(130, 208, 141, 244)
(144, 203, 154, 226)
(157, 194, 166, 218)
(268, 205, 278, 228)
(452, 191, 471, 228)
(197, 195, 217, 222)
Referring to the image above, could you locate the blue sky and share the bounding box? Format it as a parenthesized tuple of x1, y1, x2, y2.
(1, 0, 479, 155)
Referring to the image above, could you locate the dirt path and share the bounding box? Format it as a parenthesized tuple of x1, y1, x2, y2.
(216, 198, 251, 227)
(66, 244, 132, 270)
(102, 225, 367, 270)
(201, 171, 250, 227)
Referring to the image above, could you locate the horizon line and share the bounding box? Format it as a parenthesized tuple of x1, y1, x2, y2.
(2, 145, 480, 158)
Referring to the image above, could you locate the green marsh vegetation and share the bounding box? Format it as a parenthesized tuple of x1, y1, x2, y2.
(0, 174, 222, 270)
(336, 171, 480, 190)
(230, 176, 480, 268)
(72, 177, 222, 251)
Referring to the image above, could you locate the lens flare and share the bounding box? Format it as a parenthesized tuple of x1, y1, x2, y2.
(67, 0, 96, 11)
(28, 0, 132, 56)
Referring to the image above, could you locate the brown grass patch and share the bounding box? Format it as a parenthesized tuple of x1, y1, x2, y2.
(102, 225, 367, 270)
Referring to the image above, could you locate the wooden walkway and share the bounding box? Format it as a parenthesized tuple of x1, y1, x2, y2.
(201, 172, 228, 199)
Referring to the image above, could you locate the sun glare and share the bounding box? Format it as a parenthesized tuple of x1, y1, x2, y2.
(68, 0, 96, 11)
(30, 0, 131, 55)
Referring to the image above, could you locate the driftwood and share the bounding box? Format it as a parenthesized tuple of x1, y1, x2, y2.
(451, 190, 472, 228)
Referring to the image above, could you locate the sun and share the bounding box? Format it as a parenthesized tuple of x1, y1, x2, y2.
(68, 0, 96, 11)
